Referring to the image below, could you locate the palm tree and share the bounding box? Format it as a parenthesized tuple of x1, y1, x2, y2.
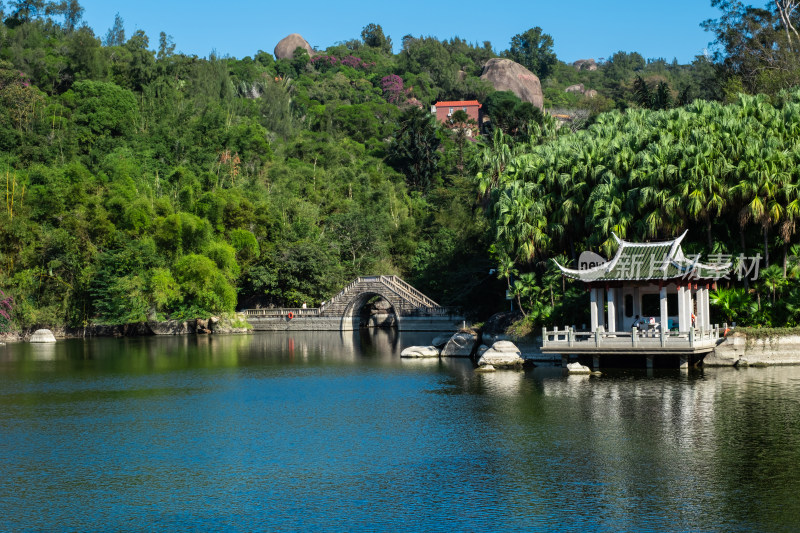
(710, 287, 757, 324)
(474, 128, 515, 199)
(758, 264, 788, 303)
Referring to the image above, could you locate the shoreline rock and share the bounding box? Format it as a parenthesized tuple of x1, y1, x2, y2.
(401, 345, 440, 358)
(566, 362, 592, 374)
(148, 320, 196, 335)
(431, 334, 451, 348)
(478, 340, 524, 368)
(706, 331, 800, 366)
(441, 331, 477, 357)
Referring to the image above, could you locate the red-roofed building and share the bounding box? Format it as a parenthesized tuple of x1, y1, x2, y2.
(432, 100, 482, 125)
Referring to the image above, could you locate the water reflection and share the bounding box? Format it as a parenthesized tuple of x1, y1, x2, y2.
(1, 334, 800, 532)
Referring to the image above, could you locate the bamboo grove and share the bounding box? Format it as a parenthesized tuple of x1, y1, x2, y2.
(478, 92, 800, 328)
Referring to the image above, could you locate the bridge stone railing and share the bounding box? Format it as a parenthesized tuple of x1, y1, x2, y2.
(244, 276, 449, 320)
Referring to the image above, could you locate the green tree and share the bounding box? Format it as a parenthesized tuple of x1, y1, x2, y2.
(157, 31, 176, 60)
(361, 23, 392, 53)
(104, 12, 125, 47)
(703, 0, 800, 94)
(45, 0, 83, 31)
(503, 27, 556, 79)
(387, 106, 441, 191)
(173, 254, 237, 316)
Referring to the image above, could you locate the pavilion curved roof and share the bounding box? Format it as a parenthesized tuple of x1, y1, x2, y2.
(553, 231, 732, 282)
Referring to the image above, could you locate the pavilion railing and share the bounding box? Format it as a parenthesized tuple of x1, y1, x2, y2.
(542, 324, 726, 349)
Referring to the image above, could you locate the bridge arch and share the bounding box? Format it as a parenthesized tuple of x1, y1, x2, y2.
(244, 276, 453, 331)
(338, 290, 403, 331)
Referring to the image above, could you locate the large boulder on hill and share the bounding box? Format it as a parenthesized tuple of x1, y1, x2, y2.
(565, 83, 585, 94)
(274, 33, 314, 60)
(480, 58, 543, 109)
(573, 59, 598, 71)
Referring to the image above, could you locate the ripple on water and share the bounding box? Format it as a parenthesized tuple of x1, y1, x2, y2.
(0, 334, 799, 532)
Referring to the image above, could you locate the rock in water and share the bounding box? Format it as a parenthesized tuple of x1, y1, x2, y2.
(441, 332, 477, 357)
(431, 334, 451, 348)
(480, 58, 543, 109)
(566, 362, 592, 374)
(475, 364, 496, 373)
(274, 33, 314, 60)
(478, 341, 524, 368)
(401, 346, 440, 358)
(30, 329, 56, 343)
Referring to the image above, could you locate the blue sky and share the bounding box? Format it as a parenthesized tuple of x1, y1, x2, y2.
(76, 0, 723, 64)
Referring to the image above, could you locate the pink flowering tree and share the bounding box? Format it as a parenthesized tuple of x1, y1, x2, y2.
(381, 74, 404, 103)
(0, 289, 14, 333)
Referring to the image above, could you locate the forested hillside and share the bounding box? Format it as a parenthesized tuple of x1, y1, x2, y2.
(0, 1, 797, 332)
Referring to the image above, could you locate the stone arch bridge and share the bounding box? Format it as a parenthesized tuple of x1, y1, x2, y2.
(243, 276, 462, 331)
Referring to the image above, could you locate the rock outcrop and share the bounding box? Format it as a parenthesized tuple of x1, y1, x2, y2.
(706, 331, 800, 366)
(197, 319, 211, 334)
(148, 320, 195, 335)
(573, 59, 598, 71)
(478, 341, 524, 368)
(564, 84, 598, 98)
(210, 314, 251, 334)
(480, 58, 543, 109)
(441, 331, 477, 357)
(274, 33, 314, 60)
(401, 346, 440, 358)
(30, 329, 56, 343)
(365, 298, 396, 328)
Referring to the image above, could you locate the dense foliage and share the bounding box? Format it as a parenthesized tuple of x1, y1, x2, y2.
(481, 92, 800, 328)
(0, 5, 510, 329)
(0, 1, 798, 332)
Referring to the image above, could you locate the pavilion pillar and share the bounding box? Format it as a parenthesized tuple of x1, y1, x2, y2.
(590, 288, 599, 332)
(704, 283, 712, 328)
(686, 285, 694, 329)
(607, 287, 616, 333)
(659, 285, 668, 333)
(597, 289, 605, 330)
(696, 285, 705, 332)
(677, 283, 686, 332)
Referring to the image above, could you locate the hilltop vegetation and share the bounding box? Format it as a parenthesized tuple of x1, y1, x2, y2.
(0, 1, 798, 332)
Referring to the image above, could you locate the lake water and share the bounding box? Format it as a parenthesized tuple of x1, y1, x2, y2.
(1, 331, 799, 532)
